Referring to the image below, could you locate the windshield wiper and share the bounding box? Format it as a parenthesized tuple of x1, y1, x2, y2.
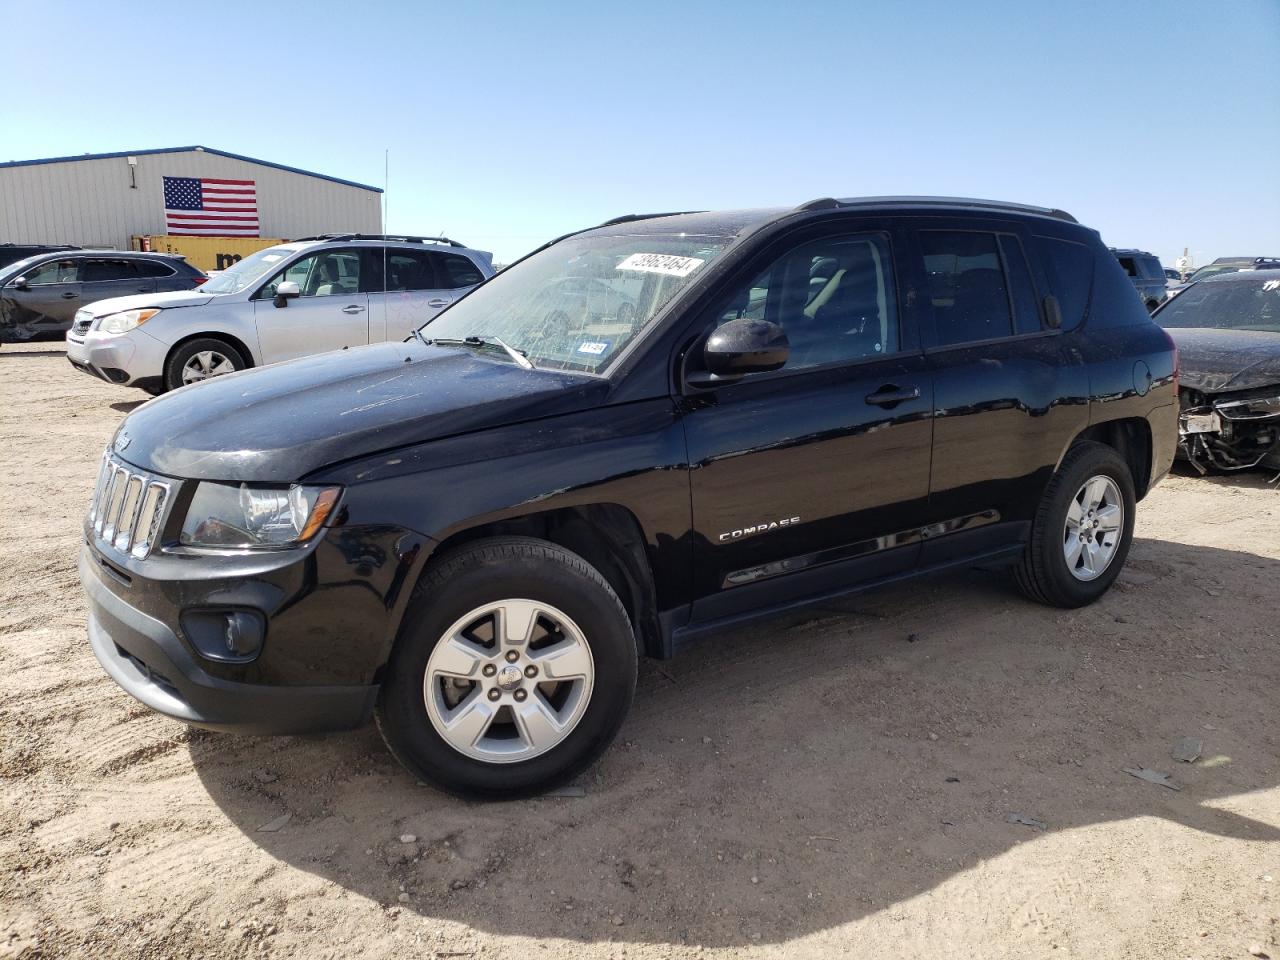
(428, 335, 534, 370)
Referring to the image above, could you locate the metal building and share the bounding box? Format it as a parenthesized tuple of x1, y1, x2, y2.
(0, 145, 382, 249)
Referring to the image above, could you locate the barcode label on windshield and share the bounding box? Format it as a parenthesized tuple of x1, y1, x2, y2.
(616, 253, 705, 278)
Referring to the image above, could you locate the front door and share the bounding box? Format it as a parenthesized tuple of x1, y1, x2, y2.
(680, 224, 934, 622)
(3, 256, 82, 337)
(253, 248, 370, 363)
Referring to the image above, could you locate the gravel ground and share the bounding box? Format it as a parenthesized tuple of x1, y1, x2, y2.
(1, 339, 1278, 960)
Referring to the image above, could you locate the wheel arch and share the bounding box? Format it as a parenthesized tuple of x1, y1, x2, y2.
(164, 330, 257, 377)
(1062, 417, 1153, 499)
(397, 503, 663, 664)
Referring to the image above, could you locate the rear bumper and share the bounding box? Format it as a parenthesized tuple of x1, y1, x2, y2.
(1146, 400, 1180, 491)
(81, 546, 377, 735)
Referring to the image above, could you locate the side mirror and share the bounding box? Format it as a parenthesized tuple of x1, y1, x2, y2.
(11, 276, 29, 291)
(273, 280, 300, 308)
(1043, 294, 1063, 330)
(701, 318, 789, 378)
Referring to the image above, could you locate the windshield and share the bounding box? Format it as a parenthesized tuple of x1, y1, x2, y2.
(200, 246, 297, 295)
(420, 233, 732, 372)
(1156, 278, 1280, 333)
(0, 253, 52, 283)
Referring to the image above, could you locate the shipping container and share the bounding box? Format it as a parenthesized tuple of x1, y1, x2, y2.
(131, 235, 286, 272)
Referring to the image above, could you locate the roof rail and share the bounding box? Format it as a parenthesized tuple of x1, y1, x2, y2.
(290, 233, 467, 248)
(796, 195, 1078, 224)
(598, 211, 702, 227)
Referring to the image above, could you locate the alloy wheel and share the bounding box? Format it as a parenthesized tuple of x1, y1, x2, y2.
(181, 350, 236, 384)
(1063, 474, 1124, 581)
(423, 599, 594, 763)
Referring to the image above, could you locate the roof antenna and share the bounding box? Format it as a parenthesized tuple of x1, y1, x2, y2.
(382, 148, 389, 302)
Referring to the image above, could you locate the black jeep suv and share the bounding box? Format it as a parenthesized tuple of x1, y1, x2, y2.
(81, 197, 1179, 798)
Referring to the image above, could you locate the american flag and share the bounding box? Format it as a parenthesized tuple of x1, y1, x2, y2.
(163, 175, 260, 236)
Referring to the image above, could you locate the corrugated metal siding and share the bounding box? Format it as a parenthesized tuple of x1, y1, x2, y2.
(0, 149, 381, 247)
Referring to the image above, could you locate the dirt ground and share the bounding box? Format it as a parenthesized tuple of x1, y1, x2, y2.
(1, 339, 1278, 960)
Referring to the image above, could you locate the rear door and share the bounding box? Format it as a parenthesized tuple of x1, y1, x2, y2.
(680, 220, 934, 622)
(80, 258, 158, 307)
(365, 247, 439, 342)
(367, 249, 488, 343)
(908, 217, 1089, 563)
(252, 248, 370, 362)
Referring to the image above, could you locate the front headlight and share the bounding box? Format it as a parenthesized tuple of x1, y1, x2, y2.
(180, 483, 341, 549)
(97, 308, 161, 335)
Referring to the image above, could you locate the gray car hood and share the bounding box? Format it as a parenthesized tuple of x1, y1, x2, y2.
(112, 340, 609, 482)
(1166, 327, 1280, 394)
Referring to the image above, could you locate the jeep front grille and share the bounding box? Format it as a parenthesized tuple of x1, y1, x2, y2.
(88, 453, 174, 559)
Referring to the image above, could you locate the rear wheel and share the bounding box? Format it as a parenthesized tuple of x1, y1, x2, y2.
(164, 337, 246, 391)
(1014, 441, 1136, 607)
(375, 537, 637, 799)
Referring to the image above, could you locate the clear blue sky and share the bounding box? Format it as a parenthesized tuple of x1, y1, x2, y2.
(3, 0, 1277, 267)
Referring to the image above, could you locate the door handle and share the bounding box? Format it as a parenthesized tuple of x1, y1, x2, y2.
(341, 304, 366, 314)
(865, 384, 920, 407)
(426, 298, 453, 309)
(62, 292, 79, 299)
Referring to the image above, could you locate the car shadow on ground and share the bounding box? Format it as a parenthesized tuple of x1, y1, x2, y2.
(109, 399, 147, 413)
(190, 537, 1280, 948)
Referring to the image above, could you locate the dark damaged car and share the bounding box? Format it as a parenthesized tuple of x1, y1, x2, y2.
(1154, 271, 1280, 473)
(79, 197, 1178, 799)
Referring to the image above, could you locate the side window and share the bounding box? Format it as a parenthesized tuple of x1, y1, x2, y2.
(383, 250, 437, 291)
(24, 259, 79, 284)
(260, 250, 363, 298)
(436, 252, 487, 289)
(712, 233, 898, 370)
(134, 259, 177, 278)
(1033, 236, 1094, 331)
(999, 235, 1043, 335)
(1117, 256, 1139, 277)
(919, 231, 1013, 346)
(82, 259, 138, 283)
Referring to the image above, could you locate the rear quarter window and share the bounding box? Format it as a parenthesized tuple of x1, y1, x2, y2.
(1088, 246, 1154, 328)
(1033, 236, 1094, 330)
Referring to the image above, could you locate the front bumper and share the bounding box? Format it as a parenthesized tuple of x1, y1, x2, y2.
(81, 545, 378, 735)
(1178, 391, 1280, 472)
(66, 329, 165, 388)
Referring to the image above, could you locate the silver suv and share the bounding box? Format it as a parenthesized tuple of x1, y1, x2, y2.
(66, 235, 494, 393)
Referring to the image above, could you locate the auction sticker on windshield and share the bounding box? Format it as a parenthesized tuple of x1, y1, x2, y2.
(616, 253, 705, 277)
(576, 339, 614, 356)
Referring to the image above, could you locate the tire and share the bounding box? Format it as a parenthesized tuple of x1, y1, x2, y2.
(375, 536, 637, 799)
(1014, 441, 1136, 608)
(163, 337, 246, 391)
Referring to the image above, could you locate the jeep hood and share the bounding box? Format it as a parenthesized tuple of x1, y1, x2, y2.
(1166, 327, 1280, 394)
(79, 289, 217, 316)
(113, 341, 609, 481)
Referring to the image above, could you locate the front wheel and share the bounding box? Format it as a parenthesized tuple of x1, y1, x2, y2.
(164, 337, 246, 391)
(1014, 441, 1136, 608)
(375, 537, 637, 799)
